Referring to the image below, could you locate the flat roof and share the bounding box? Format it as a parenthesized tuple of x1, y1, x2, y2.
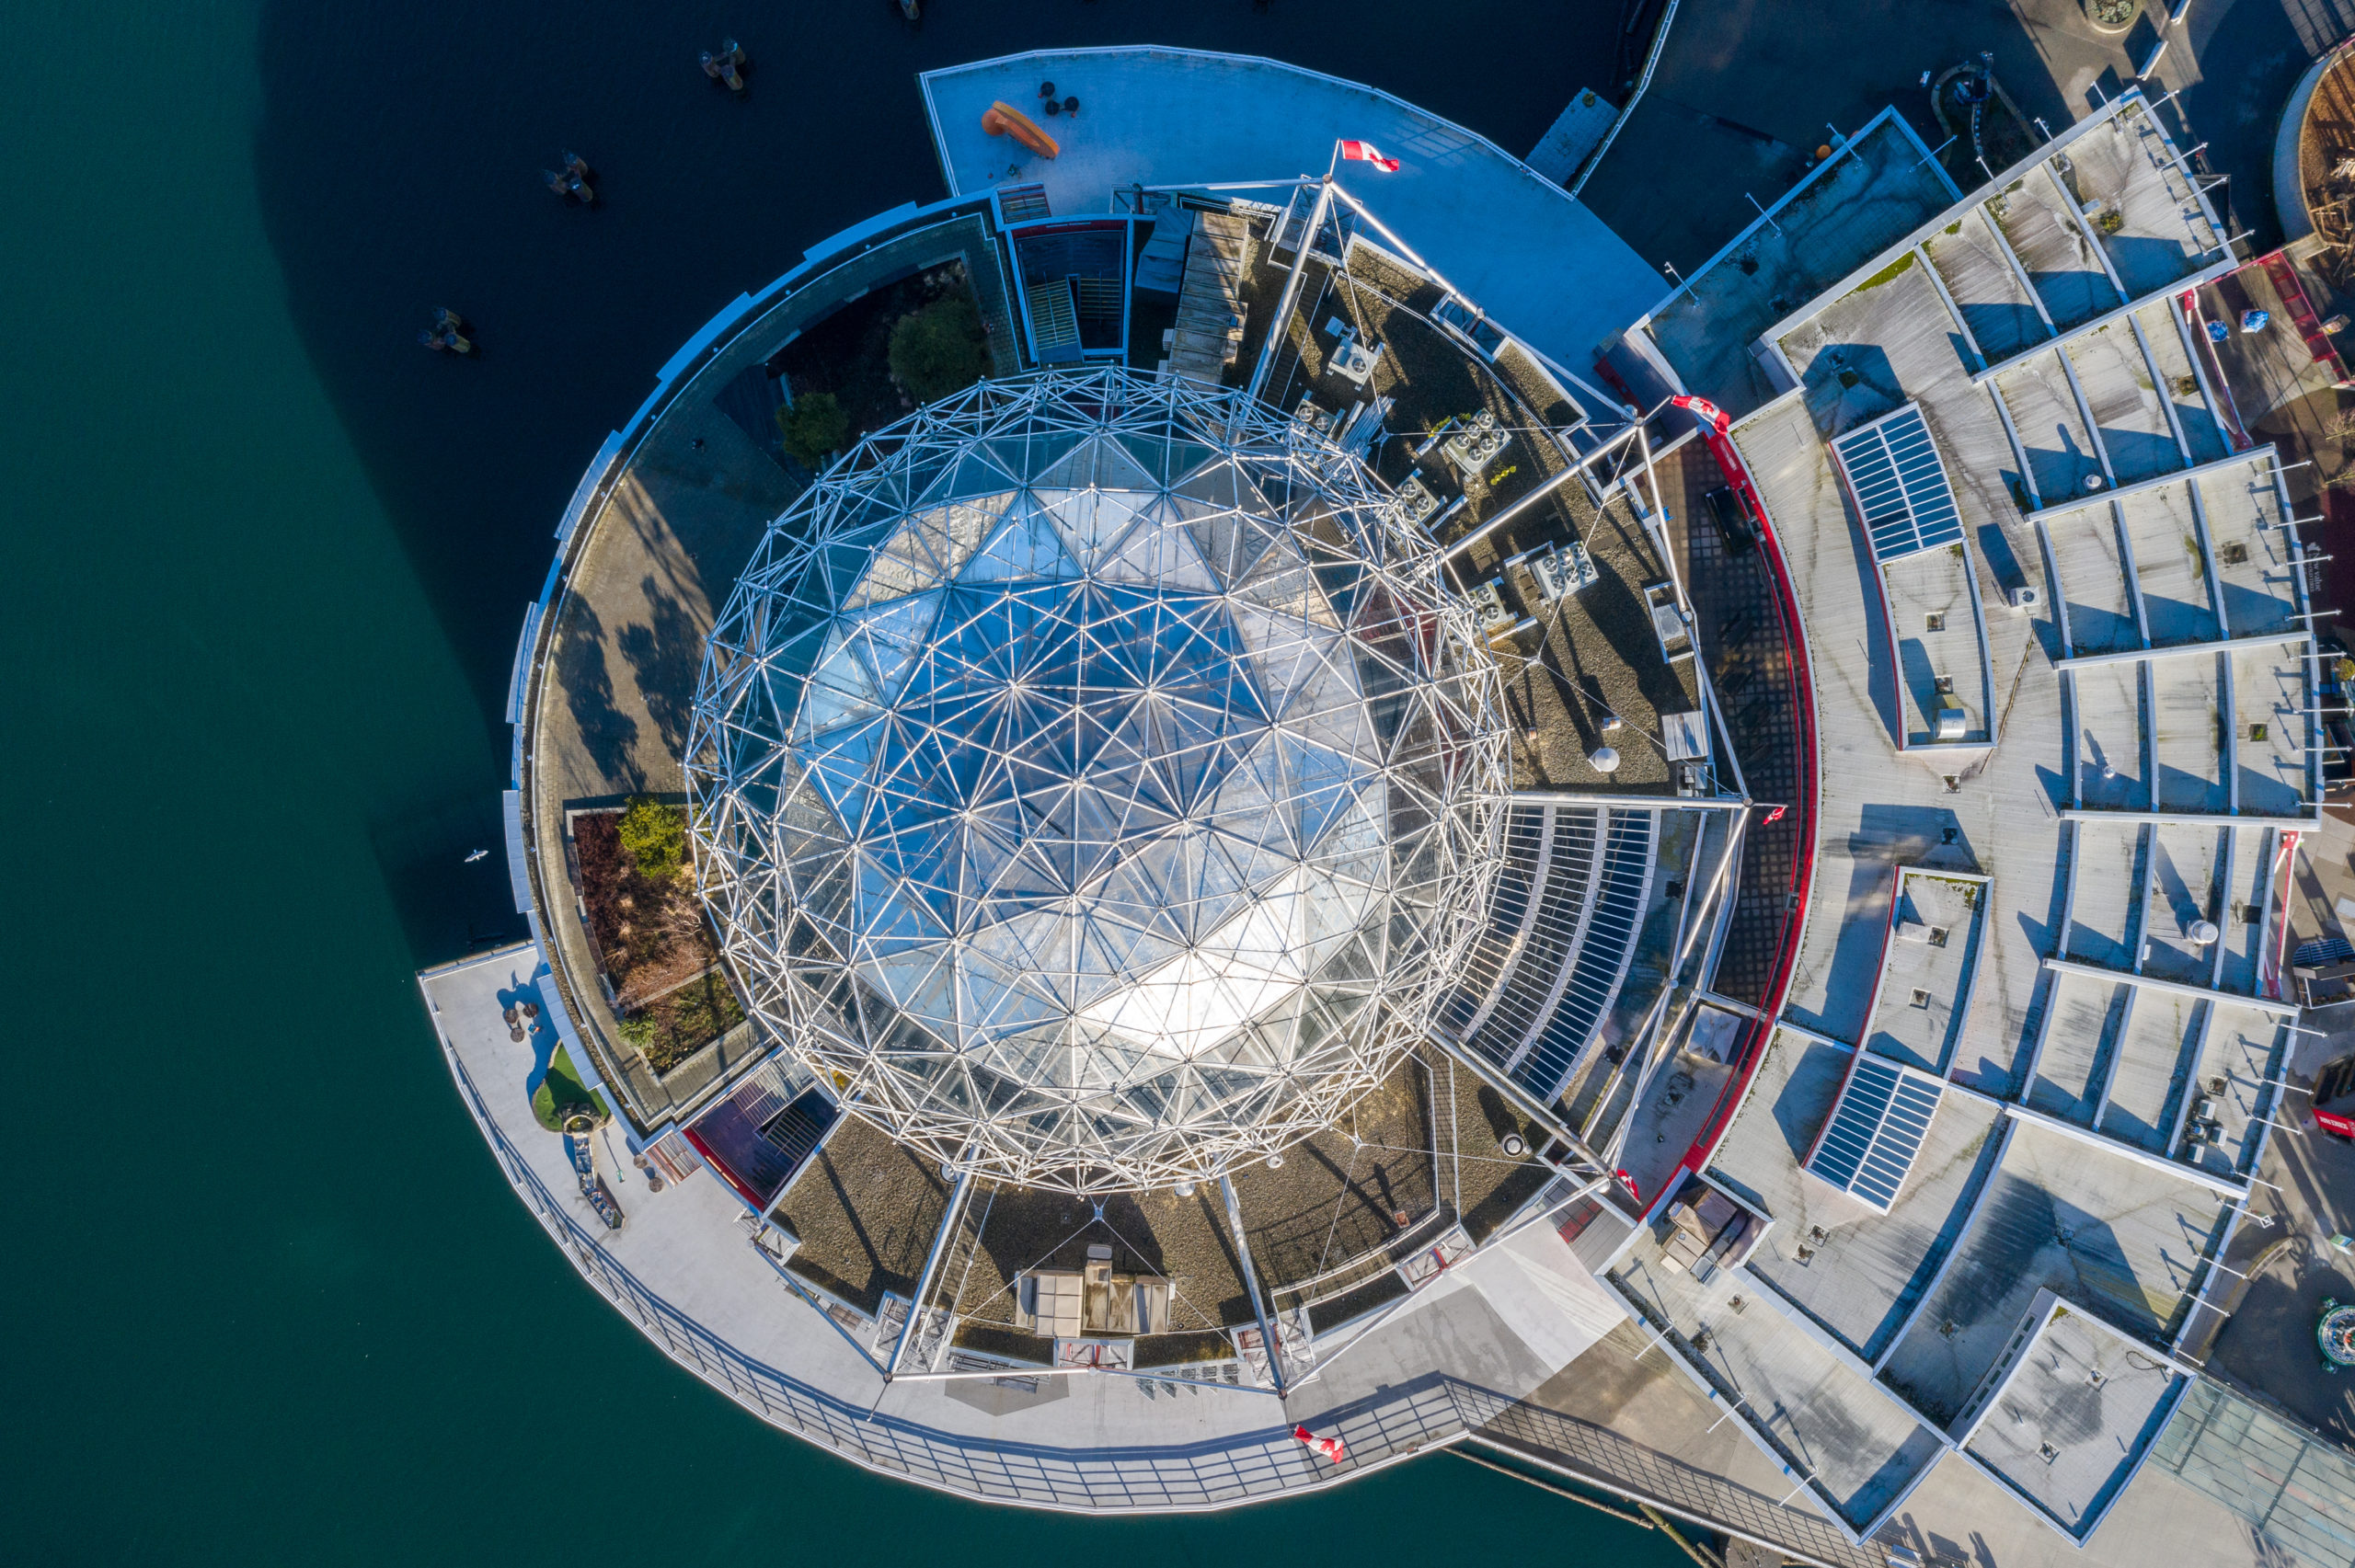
(1961, 1296, 2185, 1539)
(1711, 1028, 2005, 1364)
(1878, 1117, 2226, 1425)
(1864, 870, 1989, 1074)
(1611, 1201, 1946, 1528)
(918, 48, 1663, 368)
(1636, 112, 1959, 416)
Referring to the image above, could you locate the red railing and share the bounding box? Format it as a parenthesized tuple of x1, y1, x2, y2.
(1661, 397, 1821, 1196)
(2258, 251, 2349, 374)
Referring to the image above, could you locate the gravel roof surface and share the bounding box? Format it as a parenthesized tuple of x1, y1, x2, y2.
(775, 1116, 951, 1314)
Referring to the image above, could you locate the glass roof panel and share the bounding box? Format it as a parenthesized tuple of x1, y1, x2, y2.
(688, 369, 1511, 1191)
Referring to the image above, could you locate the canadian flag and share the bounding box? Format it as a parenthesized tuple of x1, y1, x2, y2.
(1339, 140, 1400, 172)
(1292, 1425, 1348, 1464)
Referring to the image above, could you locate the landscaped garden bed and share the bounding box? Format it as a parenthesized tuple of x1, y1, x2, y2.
(572, 797, 744, 1073)
(616, 967, 744, 1075)
(768, 262, 990, 467)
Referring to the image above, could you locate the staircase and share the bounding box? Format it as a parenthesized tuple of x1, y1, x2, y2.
(1168, 210, 1251, 384)
(759, 1089, 837, 1175)
(1027, 276, 1083, 362)
(996, 181, 1051, 223)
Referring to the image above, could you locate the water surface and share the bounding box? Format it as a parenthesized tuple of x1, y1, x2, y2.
(1, 3, 1690, 1561)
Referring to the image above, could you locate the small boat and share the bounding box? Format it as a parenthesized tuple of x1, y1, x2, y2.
(583, 1175, 625, 1229)
(700, 37, 747, 92)
(464, 848, 488, 864)
(545, 153, 594, 203)
(419, 308, 473, 353)
(982, 99, 1059, 159)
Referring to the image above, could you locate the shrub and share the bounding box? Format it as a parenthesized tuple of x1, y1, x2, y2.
(616, 795, 685, 878)
(888, 296, 988, 403)
(777, 391, 850, 468)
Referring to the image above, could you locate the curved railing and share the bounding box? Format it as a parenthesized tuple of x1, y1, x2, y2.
(1668, 401, 1821, 1187)
(502, 193, 1015, 1125)
(436, 1033, 1477, 1512)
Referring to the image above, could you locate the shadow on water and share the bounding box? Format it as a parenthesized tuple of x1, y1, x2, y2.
(251, 0, 1628, 958)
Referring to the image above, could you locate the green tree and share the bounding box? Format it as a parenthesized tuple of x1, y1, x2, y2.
(616, 795, 685, 879)
(888, 295, 988, 403)
(776, 391, 849, 469)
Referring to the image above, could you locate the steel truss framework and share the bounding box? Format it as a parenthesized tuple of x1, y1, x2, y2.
(687, 367, 1513, 1193)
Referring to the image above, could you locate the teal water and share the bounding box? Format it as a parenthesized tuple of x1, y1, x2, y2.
(1, 4, 1689, 1561)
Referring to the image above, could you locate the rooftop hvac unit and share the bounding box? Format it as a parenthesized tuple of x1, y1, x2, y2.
(2008, 584, 2041, 611)
(1528, 540, 1597, 603)
(1470, 578, 1515, 635)
(1321, 319, 1384, 386)
(1332, 337, 1383, 384)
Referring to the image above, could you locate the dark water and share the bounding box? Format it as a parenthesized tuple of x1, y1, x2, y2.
(3, 2, 1690, 1562)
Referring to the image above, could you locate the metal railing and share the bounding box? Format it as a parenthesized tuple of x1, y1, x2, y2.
(441, 1039, 1478, 1512)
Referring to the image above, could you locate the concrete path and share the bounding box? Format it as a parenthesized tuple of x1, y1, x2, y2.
(419, 942, 1619, 1512)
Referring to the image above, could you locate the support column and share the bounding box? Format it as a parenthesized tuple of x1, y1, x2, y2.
(884, 1165, 973, 1379)
(1243, 178, 1336, 406)
(1218, 1173, 1286, 1396)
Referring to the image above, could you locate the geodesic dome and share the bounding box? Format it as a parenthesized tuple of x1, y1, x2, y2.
(686, 368, 1510, 1192)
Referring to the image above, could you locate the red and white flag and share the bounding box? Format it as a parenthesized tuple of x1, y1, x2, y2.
(1339, 140, 1400, 172)
(1292, 1425, 1348, 1464)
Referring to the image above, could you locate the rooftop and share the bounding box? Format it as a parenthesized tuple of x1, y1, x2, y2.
(427, 45, 2355, 1552)
(1959, 1294, 2186, 1539)
(919, 48, 1664, 371)
(1632, 111, 1961, 418)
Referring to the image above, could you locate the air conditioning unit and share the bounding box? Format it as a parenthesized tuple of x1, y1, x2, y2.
(2009, 584, 2041, 611)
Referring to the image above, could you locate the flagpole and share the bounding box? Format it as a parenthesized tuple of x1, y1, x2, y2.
(1244, 174, 1336, 406)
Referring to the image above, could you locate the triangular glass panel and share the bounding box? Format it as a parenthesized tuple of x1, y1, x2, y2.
(959, 500, 1079, 584)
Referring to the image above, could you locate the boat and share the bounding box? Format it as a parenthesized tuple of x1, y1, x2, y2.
(564, 1114, 625, 1228)
(700, 38, 746, 92)
(419, 308, 473, 353)
(982, 99, 1059, 159)
(545, 154, 594, 203)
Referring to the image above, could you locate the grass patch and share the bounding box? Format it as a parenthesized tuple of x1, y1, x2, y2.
(1854, 251, 1916, 292)
(532, 1043, 611, 1130)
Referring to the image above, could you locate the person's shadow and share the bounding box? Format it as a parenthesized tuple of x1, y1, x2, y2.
(497, 964, 557, 1099)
